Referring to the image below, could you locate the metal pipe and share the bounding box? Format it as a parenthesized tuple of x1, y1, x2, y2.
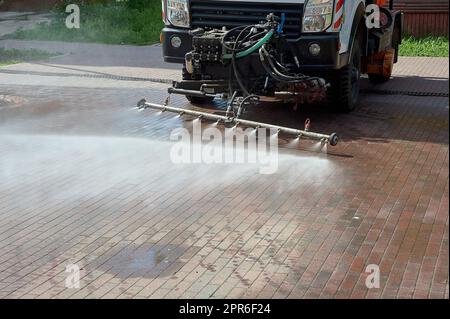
(143, 102, 231, 122)
(236, 118, 333, 142)
(140, 101, 339, 146)
(167, 87, 216, 98)
(225, 91, 238, 118)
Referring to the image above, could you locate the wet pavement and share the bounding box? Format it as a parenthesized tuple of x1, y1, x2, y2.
(0, 41, 448, 299)
(0, 39, 180, 82)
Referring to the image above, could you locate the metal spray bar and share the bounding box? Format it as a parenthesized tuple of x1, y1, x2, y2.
(137, 99, 339, 146)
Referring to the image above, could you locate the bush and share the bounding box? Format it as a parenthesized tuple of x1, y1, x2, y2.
(126, 0, 154, 9)
(9, 0, 164, 45)
(400, 36, 449, 57)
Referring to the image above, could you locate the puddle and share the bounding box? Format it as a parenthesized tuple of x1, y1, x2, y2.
(94, 244, 189, 279)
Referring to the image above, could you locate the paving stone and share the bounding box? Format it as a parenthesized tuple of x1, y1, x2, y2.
(0, 46, 447, 299)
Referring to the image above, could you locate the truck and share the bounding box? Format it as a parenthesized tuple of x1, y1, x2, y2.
(138, 0, 402, 146)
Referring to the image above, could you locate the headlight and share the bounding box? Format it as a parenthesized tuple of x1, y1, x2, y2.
(303, 0, 334, 32)
(163, 0, 190, 28)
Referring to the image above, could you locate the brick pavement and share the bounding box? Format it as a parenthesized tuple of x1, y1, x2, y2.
(0, 53, 448, 299)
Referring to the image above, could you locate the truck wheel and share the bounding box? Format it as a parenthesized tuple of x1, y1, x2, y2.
(186, 95, 215, 104)
(328, 40, 362, 112)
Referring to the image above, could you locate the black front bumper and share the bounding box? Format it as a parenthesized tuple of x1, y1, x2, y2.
(162, 27, 192, 64)
(162, 27, 349, 70)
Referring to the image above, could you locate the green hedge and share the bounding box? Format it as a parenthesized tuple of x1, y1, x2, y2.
(9, 0, 164, 45)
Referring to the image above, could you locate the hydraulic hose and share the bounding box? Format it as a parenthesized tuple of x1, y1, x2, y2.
(223, 30, 274, 60)
(259, 45, 321, 83)
(222, 25, 254, 52)
(230, 27, 255, 96)
(261, 46, 306, 81)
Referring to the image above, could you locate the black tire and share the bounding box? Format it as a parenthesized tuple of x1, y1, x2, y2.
(327, 39, 362, 112)
(392, 22, 401, 63)
(186, 95, 214, 104)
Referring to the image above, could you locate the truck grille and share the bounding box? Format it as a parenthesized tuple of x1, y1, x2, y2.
(190, 0, 303, 40)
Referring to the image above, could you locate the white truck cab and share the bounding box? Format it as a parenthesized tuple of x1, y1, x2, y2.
(160, 0, 402, 111)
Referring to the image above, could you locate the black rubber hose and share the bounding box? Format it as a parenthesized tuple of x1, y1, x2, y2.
(222, 25, 260, 53)
(231, 26, 263, 96)
(259, 51, 290, 83)
(259, 47, 321, 84)
(260, 46, 321, 83)
(232, 52, 250, 96)
(236, 94, 260, 118)
(259, 49, 297, 83)
(248, 31, 267, 41)
(261, 46, 306, 81)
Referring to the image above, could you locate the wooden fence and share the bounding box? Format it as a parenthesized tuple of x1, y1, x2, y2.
(393, 0, 449, 37)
